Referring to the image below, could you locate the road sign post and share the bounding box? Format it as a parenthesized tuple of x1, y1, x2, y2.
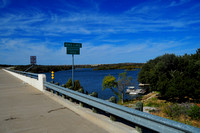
(72, 54, 74, 87)
(64, 42, 82, 88)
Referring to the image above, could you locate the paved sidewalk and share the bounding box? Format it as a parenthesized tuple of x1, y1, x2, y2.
(0, 70, 108, 133)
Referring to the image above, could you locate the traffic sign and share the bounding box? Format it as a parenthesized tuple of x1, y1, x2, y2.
(64, 42, 82, 88)
(67, 47, 80, 55)
(64, 42, 82, 48)
(30, 56, 36, 65)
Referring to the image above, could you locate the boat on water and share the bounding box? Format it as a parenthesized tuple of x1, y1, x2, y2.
(126, 86, 135, 94)
(126, 86, 139, 95)
(126, 86, 146, 95)
(139, 83, 150, 87)
(129, 90, 138, 95)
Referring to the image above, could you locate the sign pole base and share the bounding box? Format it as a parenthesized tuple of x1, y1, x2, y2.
(72, 54, 74, 88)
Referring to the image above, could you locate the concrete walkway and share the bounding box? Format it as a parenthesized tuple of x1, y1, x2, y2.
(0, 70, 108, 133)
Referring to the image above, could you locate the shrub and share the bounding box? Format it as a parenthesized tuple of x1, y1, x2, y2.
(55, 82, 59, 86)
(69, 86, 73, 90)
(188, 104, 200, 120)
(85, 91, 88, 94)
(108, 96, 117, 103)
(89, 92, 98, 97)
(74, 80, 81, 91)
(77, 88, 84, 93)
(163, 103, 194, 119)
(61, 84, 66, 87)
(66, 78, 72, 88)
(163, 104, 184, 118)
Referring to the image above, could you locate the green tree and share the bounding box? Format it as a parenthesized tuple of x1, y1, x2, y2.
(138, 48, 200, 101)
(117, 72, 132, 103)
(66, 77, 72, 88)
(102, 74, 118, 96)
(102, 72, 132, 103)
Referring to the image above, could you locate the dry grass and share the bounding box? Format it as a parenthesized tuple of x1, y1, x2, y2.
(150, 111, 200, 128)
(142, 92, 157, 101)
(121, 92, 200, 128)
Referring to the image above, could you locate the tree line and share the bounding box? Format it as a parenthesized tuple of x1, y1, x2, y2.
(14, 65, 72, 73)
(138, 49, 200, 102)
(14, 65, 92, 73)
(94, 63, 144, 70)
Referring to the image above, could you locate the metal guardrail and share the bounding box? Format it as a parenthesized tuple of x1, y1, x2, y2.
(5, 68, 38, 79)
(44, 81, 200, 133)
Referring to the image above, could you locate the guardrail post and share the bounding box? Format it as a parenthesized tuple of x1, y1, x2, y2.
(62, 94, 66, 99)
(89, 92, 98, 113)
(55, 91, 59, 96)
(108, 96, 117, 121)
(92, 107, 97, 113)
(79, 102, 84, 107)
(134, 101, 143, 112)
(133, 102, 144, 133)
(69, 98, 73, 102)
(110, 115, 116, 121)
(135, 126, 143, 133)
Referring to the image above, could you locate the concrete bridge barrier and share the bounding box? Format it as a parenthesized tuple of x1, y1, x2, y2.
(3, 69, 46, 92)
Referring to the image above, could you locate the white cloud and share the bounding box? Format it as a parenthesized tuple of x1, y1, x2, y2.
(0, 38, 65, 65)
(0, 35, 197, 65)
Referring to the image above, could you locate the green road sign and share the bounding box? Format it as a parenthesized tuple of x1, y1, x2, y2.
(67, 47, 80, 55)
(64, 42, 82, 48)
(64, 42, 82, 88)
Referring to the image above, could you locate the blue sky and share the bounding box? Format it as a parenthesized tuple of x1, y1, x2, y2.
(0, 0, 200, 65)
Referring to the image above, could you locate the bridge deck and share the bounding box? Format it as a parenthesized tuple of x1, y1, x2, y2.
(0, 70, 107, 133)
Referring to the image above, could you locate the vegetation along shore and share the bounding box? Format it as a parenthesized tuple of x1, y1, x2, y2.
(122, 48, 200, 128)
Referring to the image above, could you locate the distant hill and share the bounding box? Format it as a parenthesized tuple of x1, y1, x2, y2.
(5, 63, 144, 73)
(93, 63, 144, 70)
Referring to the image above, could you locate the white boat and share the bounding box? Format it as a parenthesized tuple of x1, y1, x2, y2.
(139, 83, 150, 87)
(126, 86, 144, 95)
(126, 86, 135, 94)
(129, 91, 138, 95)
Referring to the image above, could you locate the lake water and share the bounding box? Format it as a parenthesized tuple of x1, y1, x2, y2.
(44, 68, 141, 101)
